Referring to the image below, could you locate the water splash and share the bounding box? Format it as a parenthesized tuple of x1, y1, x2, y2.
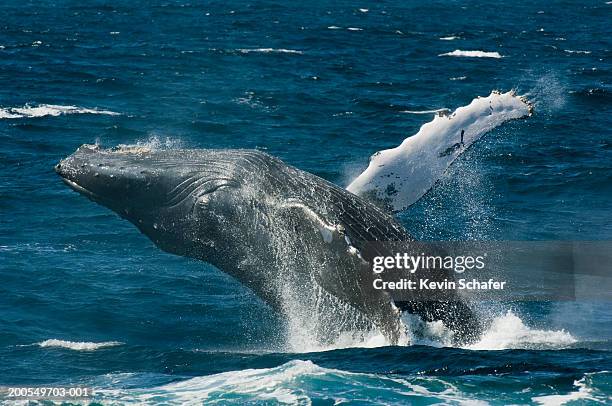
(526, 73, 568, 114)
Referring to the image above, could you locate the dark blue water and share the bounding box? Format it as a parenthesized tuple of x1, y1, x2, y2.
(1, 0, 611, 404)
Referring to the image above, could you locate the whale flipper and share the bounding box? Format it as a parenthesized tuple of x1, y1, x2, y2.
(347, 91, 532, 211)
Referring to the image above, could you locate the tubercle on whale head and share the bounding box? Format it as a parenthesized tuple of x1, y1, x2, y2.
(54, 144, 163, 210)
(54, 144, 247, 255)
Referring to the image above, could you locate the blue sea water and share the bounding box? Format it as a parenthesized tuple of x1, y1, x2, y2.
(0, 0, 611, 404)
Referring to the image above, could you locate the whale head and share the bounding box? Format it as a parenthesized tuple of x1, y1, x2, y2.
(55, 144, 270, 261)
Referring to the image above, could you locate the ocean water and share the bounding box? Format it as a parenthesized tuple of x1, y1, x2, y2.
(1, 0, 611, 404)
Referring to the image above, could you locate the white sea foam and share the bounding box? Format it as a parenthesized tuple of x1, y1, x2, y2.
(327, 25, 342, 30)
(37, 339, 122, 351)
(95, 360, 479, 405)
(439, 50, 503, 58)
(400, 108, 451, 115)
(402, 310, 577, 350)
(358, 8, 369, 13)
(532, 373, 604, 405)
(347, 90, 532, 211)
(466, 311, 576, 350)
(439, 36, 459, 40)
(347, 27, 363, 31)
(97, 361, 321, 404)
(237, 48, 303, 54)
(0, 104, 119, 119)
(563, 49, 592, 54)
(284, 307, 576, 353)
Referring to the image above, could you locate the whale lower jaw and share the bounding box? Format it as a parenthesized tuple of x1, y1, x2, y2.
(62, 178, 98, 199)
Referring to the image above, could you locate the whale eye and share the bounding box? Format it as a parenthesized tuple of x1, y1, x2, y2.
(195, 182, 237, 207)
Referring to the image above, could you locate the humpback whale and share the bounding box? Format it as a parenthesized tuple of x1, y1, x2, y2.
(56, 144, 480, 345)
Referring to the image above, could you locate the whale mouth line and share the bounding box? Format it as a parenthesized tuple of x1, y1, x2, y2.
(61, 177, 100, 200)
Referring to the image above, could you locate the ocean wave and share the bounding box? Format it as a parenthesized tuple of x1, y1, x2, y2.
(439, 50, 503, 58)
(0, 104, 120, 119)
(439, 36, 460, 40)
(532, 371, 610, 405)
(36, 339, 123, 351)
(94, 360, 476, 405)
(237, 48, 303, 54)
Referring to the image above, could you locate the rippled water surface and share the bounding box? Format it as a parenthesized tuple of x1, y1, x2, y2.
(1, 0, 611, 404)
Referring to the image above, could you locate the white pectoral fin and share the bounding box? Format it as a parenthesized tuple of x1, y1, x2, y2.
(347, 90, 533, 211)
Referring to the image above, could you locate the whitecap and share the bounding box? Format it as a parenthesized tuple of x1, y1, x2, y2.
(532, 372, 605, 405)
(347, 27, 363, 31)
(400, 108, 450, 115)
(439, 36, 459, 40)
(466, 311, 576, 350)
(37, 339, 123, 351)
(358, 8, 369, 13)
(439, 49, 502, 58)
(237, 48, 303, 54)
(564, 49, 591, 54)
(0, 104, 120, 119)
(327, 25, 342, 30)
(95, 360, 477, 404)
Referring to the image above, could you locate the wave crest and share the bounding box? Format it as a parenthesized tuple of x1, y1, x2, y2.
(237, 48, 303, 54)
(0, 104, 119, 119)
(36, 339, 122, 351)
(439, 50, 502, 58)
(95, 360, 475, 404)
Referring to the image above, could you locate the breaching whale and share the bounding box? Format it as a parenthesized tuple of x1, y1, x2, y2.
(55, 144, 480, 345)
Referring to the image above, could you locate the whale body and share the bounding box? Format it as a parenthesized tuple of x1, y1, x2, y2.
(56, 144, 479, 346)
